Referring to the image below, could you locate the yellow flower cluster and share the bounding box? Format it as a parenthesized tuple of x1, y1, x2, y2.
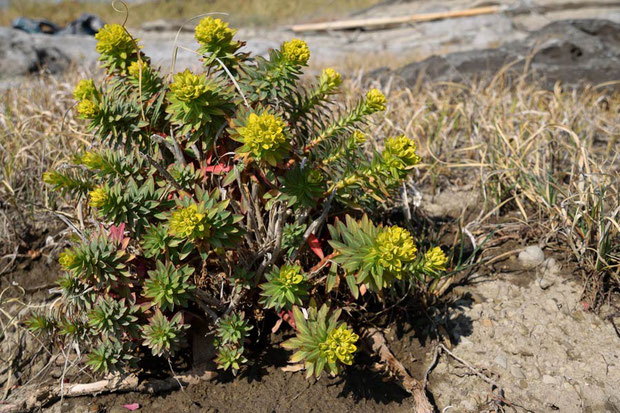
(169, 70, 208, 102)
(169, 204, 211, 240)
(383, 135, 421, 167)
(279, 265, 304, 286)
(95, 24, 135, 56)
(281, 39, 310, 66)
(81, 151, 104, 169)
(89, 186, 108, 208)
(319, 68, 342, 90)
(195, 17, 237, 46)
(307, 170, 324, 185)
(319, 324, 359, 365)
(42, 171, 56, 185)
(73, 79, 96, 101)
(238, 112, 288, 164)
(77, 99, 99, 119)
(352, 130, 367, 144)
(365, 88, 386, 113)
(58, 249, 77, 269)
(77, 99, 98, 119)
(424, 247, 448, 273)
(128, 60, 149, 78)
(372, 226, 417, 279)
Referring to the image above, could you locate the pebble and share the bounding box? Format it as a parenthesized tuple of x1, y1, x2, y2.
(494, 352, 508, 369)
(460, 399, 476, 411)
(518, 245, 545, 268)
(542, 374, 558, 385)
(544, 299, 558, 313)
(510, 365, 526, 379)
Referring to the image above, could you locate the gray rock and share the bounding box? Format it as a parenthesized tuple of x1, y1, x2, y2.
(0, 28, 82, 79)
(494, 352, 508, 369)
(519, 246, 545, 268)
(394, 19, 620, 89)
(460, 399, 476, 411)
(511, 364, 526, 379)
(543, 374, 558, 385)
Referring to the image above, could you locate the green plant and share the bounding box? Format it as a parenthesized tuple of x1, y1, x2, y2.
(36, 20, 448, 379)
(282, 305, 359, 378)
(260, 264, 309, 311)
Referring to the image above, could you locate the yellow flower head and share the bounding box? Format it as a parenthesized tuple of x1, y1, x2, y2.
(384, 135, 421, 167)
(195, 17, 237, 46)
(169, 204, 211, 240)
(365, 88, 386, 113)
(89, 186, 108, 208)
(352, 130, 367, 144)
(319, 324, 359, 365)
(42, 171, 57, 185)
(238, 112, 288, 164)
(169, 70, 208, 102)
(81, 151, 104, 169)
(73, 79, 96, 101)
(281, 39, 310, 66)
(95, 24, 135, 56)
(278, 264, 304, 286)
(77, 99, 98, 119)
(319, 68, 342, 90)
(308, 170, 324, 185)
(372, 226, 417, 279)
(424, 247, 447, 273)
(128, 60, 149, 78)
(58, 249, 77, 269)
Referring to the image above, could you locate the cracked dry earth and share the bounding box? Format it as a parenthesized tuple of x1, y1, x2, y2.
(427, 255, 620, 412)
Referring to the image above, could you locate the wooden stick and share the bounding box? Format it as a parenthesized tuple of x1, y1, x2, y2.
(362, 327, 435, 413)
(291, 6, 501, 32)
(3, 367, 216, 412)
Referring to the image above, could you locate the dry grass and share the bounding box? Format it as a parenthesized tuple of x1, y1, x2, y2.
(1, 64, 618, 305)
(0, 0, 380, 28)
(365, 75, 619, 308)
(0, 67, 98, 269)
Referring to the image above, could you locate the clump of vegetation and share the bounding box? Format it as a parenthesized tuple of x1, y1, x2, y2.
(31, 19, 448, 377)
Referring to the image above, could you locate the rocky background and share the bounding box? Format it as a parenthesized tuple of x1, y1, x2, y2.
(2, 0, 620, 88)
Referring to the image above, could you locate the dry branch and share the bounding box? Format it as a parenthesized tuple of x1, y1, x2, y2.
(362, 327, 434, 413)
(3, 367, 216, 412)
(291, 6, 500, 32)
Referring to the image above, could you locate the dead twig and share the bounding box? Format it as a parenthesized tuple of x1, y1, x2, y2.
(361, 327, 435, 413)
(4, 366, 217, 412)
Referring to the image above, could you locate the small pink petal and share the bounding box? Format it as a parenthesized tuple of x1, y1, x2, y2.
(123, 403, 140, 411)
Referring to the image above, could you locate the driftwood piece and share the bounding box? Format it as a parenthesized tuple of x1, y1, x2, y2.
(291, 6, 500, 32)
(362, 327, 434, 413)
(2, 367, 216, 412)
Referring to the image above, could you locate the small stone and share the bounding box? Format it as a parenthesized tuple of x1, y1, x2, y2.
(494, 352, 508, 369)
(572, 311, 586, 322)
(481, 318, 493, 327)
(517, 323, 529, 336)
(510, 365, 526, 379)
(519, 379, 528, 389)
(543, 257, 560, 275)
(518, 245, 545, 268)
(529, 368, 541, 379)
(460, 399, 476, 411)
(542, 374, 557, 385)
(543, 299, 558, 313)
